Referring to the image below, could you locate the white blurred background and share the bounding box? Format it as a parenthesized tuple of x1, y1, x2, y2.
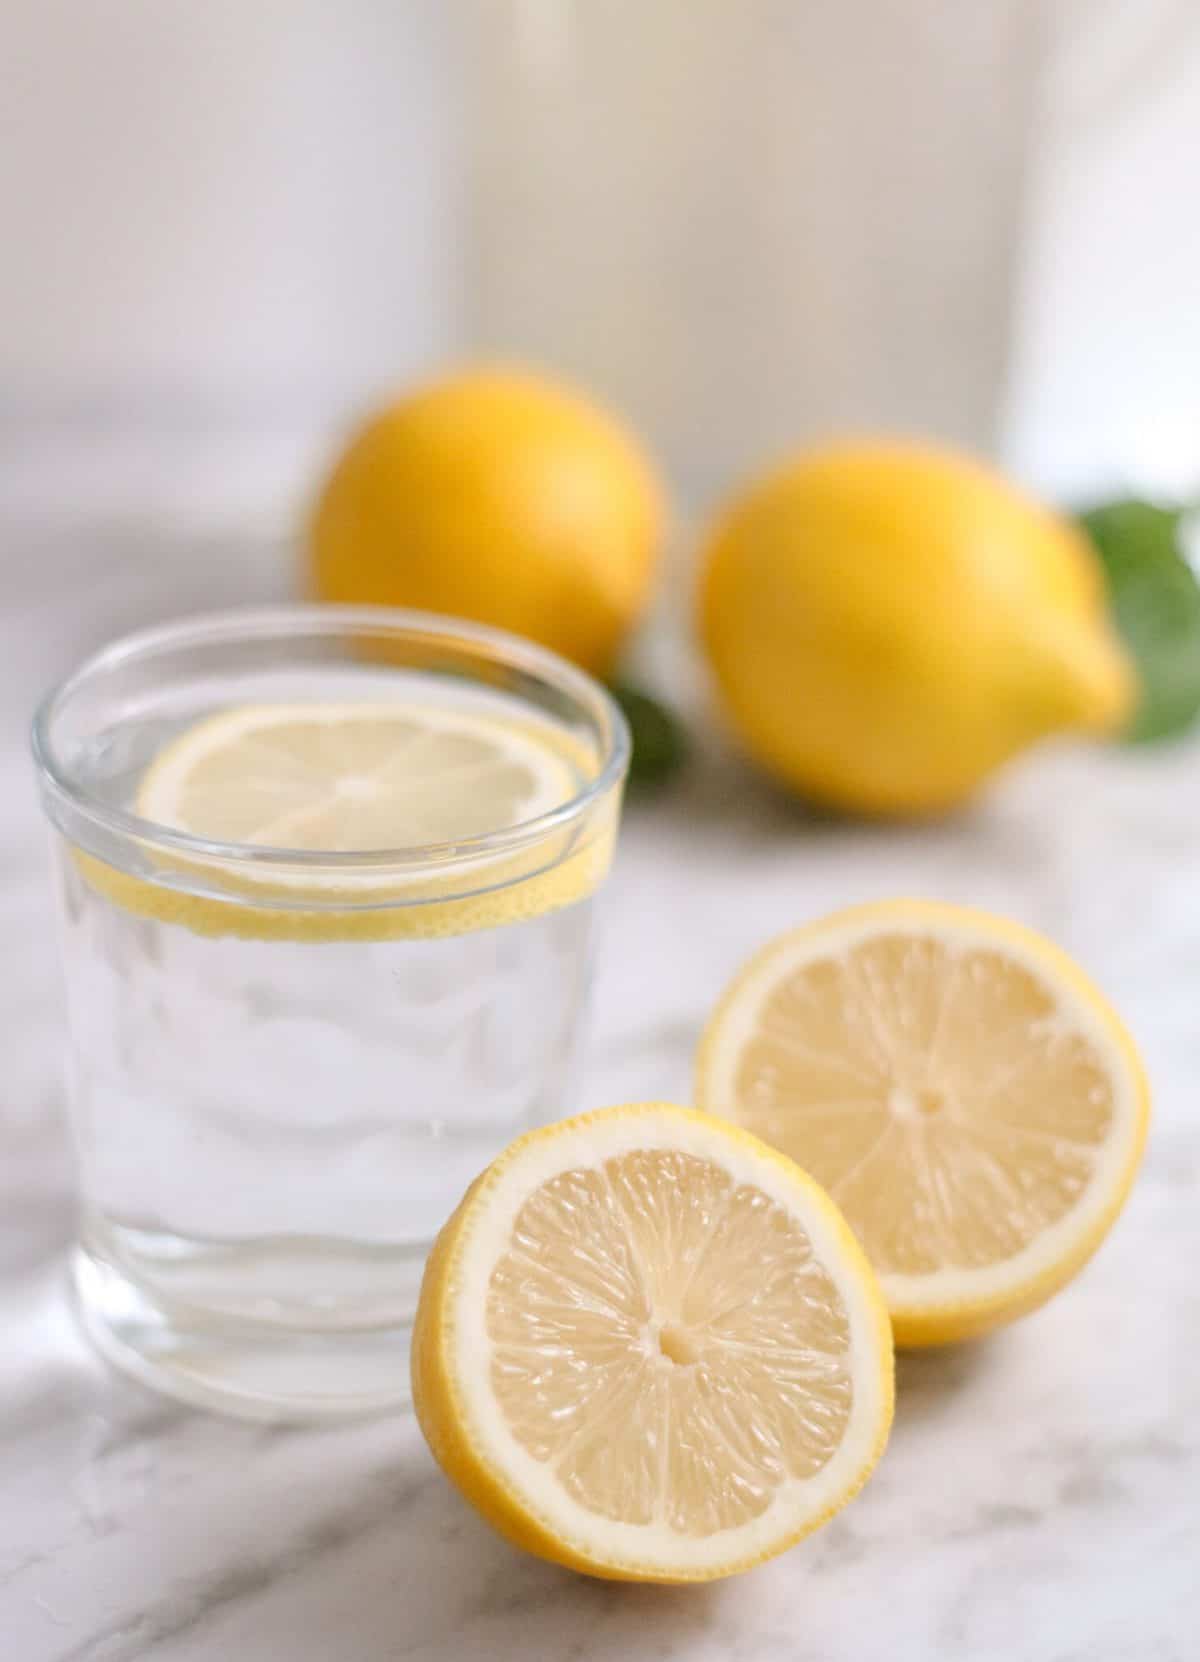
(2, 0, 1200, 695)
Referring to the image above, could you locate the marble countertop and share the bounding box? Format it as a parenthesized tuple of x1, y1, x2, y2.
(2, 593, 1198, 1661)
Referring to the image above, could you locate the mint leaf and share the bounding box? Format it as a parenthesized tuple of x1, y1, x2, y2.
(608, 679, 689, 790)
(1078, 498, 1200, 743)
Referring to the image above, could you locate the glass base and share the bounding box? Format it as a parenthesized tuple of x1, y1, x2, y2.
(72, 1247, 414, 1422)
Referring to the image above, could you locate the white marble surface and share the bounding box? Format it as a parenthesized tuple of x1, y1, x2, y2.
(3, 611, 1199, 1660)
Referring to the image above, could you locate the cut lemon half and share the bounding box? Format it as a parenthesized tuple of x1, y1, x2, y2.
(696, 901, 1149, 1346)
(73, 700, 615, 943)
(412, 1103, 893, 1583)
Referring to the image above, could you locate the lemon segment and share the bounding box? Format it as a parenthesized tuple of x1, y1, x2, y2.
(696, 901, 1149, 1345)
(71, 700, 614, 943)
(412, 1103, 893, 1583)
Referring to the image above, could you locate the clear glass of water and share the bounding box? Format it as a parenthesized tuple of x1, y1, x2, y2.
(32, 606, 629, 1421)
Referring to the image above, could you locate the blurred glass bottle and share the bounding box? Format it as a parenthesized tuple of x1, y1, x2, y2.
(461, 0, 1045, 510)
(460, 0, 1200, 512)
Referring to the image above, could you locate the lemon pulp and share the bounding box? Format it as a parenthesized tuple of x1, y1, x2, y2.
(136, 701, 578, 850)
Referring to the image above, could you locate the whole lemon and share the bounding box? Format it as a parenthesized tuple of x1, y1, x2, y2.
(309, 368, 665, 675)
(700, 441, 1135, 815)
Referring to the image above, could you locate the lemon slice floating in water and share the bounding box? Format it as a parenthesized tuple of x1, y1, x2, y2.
(136, 702, 577, 850)
(77, 701, 613, 942)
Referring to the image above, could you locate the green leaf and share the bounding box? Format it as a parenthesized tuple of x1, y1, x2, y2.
(1078, 498, 1200, 743)
(607, 679, 690, 790)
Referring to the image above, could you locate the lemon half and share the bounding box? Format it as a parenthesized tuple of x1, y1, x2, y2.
(696, 901, 1149, 1345)
(412, 1103, 893, 1583)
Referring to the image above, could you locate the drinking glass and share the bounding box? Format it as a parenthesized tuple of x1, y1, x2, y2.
(32, 606, 629, 1420)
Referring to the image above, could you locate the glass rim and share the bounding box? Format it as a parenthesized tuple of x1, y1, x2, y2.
(31, 604, 631, 873)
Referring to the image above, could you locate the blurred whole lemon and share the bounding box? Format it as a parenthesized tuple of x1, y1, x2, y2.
(700, 441, 1135, 816)
(310, 369, 664, 675)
